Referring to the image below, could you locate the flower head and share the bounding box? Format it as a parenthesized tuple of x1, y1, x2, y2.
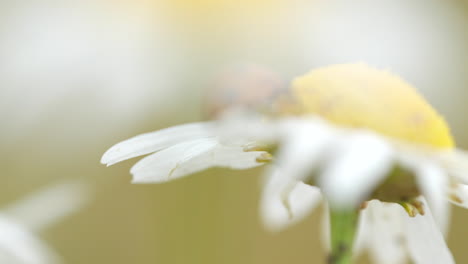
(102, 63, 468, 264)
(277, 63, 454, 148)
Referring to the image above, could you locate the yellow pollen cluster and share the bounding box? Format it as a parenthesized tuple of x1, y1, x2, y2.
(278, 63, 454, 149)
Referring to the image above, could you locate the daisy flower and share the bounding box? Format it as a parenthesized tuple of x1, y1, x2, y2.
(102, 63, 468, 264)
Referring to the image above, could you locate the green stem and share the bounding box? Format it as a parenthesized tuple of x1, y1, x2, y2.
(327, 209, 359, 264)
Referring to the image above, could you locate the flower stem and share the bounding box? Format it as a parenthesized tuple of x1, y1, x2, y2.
(327, 209, 359, 264)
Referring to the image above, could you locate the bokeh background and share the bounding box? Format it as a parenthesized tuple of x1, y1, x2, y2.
(1, 0, 468, 263)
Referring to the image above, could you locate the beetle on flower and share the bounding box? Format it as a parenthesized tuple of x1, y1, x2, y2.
(102, 63, 468, 264)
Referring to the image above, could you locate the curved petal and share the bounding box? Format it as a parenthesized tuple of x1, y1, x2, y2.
(260, 168, 322, 232)
(215, 111, 281, 145)
(101, 122, 215, 166)
(274, 118, 336, 182)
(2, 181, 90, 232)
(414, 162, 450, 234)
(131, 138, 267, 183)
(355, 201, 407, 264)
(318, 132, 394, 209)
(405, 200, 454, 264)
(448, 183, 468, 208)
(0, 216, 60, 264)
(437, 149, 468, 185)
(356, 200, 454, 264)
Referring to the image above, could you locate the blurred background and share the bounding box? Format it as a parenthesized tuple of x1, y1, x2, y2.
(1, 0, 468, 263)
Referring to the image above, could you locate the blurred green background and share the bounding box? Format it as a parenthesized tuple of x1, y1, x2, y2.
(1, 0, 468, 263)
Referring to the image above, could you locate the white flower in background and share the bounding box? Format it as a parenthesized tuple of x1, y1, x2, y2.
(102, 63, 468, 263)
(0, 181, 90, 264)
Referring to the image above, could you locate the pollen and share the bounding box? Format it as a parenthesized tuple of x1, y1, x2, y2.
(277, 63, 454, 149)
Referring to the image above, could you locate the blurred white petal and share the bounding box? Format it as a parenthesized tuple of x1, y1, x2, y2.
(216, 110, 281, 145)
(0, 216, 60, 264)
(449, 184, 468, 208)
(396, 151, 451, 233)
(414, 163, 450, 234)
(131, 138, 267, 183)
(406, 201, 454, 264)
(356, 200, 453, 264)
(0, 180, 91, 264)
(3, 181, 90, 232)
(318, 133, 394, 208)
(101, 122, 215, 166)
(355, 201, 407, 264)
(274, 118, 336, 182)
(439, 150, 468, 185)
(260, 168, 322, 232)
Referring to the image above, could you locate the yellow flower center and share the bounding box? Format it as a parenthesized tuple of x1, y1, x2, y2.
(276, 63, 454, 149)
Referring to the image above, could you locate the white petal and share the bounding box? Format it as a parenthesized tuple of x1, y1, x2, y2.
(215, 110, 281, 145)
(396, 152, 451, 234)
(437, 149, 468, 185)
(131, 138, 267, 183)
(274, 119, 336, 182)
(0, 216, 60, 264)
(216, 114, 337, 151)
(449, 183, 468, 208)
(355, 201, 407, 264)
(101, 122, 215, 166)
(130, 138, 218, 183)
(204, 146, 268, 169)
(405, 200, 454, 264)
(318, 133, 394, 209)
(260, 168, 322, 232)
(355, 200, 454, 264)
(414, 162, 450, 234)
(2, 181, 90, 232)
